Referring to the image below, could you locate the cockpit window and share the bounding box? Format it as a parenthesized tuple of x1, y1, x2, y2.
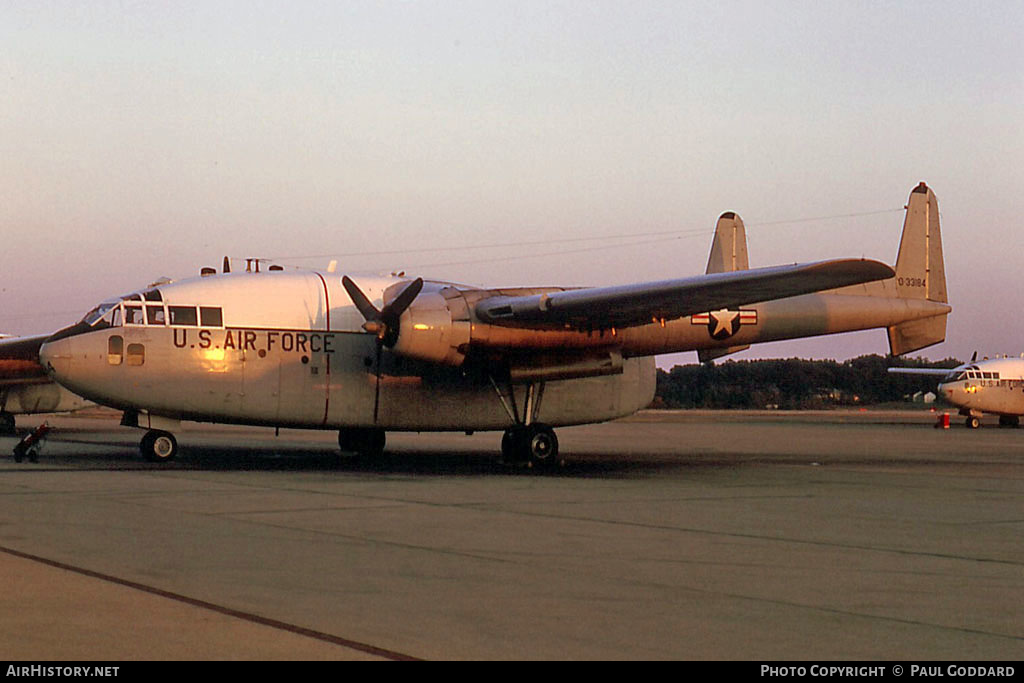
(200, 307, 223, 327)
(143, 289, 163, 302)
(169, 306, 198, 326)
(82, 301, 118, 326)
(146, 305, 166, 326)
(125, 305, 145, 325)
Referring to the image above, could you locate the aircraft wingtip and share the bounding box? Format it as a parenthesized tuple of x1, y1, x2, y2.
(913, 181, 929, 194)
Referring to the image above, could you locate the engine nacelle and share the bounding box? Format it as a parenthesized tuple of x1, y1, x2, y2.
(392, 289, 471, 366)
(508, 348, 624, 382)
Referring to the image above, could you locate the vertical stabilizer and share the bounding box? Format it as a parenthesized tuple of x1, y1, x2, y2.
(705, 212, 749, 274)
(887, 182, 949, 354)
(699, 212, 751, 363)
(894, 182, 947, 304)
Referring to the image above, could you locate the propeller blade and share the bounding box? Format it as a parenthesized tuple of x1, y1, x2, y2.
(222, 256, 231, 274)
(342, 276, 422, 423)
(342, 276, 382, 322)
(381, 277, 424, 323)
(373, 339, 383, 423)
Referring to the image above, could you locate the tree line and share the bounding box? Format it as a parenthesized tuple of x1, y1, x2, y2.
(654, 355, 961, 409)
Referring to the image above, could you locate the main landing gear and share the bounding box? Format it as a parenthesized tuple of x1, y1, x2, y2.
(140, 430, 178, 462)
(501, 424, 559, 468)
(338, 427, 386, 458)
(489, 376, 562, 469)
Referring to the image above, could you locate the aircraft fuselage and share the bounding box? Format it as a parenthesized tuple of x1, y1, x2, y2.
(39, 269, 948, 432)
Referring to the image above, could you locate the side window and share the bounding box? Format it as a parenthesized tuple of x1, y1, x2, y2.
(125, 306, 144, 325)
(146, 305, 166, 326)
(200, 307, 223, 327)
(111, 307, 122, 328)
(126, 343, 145, 366)
(169, 306, 198, 326)
(108, 336, 123, 365)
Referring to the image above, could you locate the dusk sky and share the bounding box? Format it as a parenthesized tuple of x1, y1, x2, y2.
(2, 1, 1021, 368)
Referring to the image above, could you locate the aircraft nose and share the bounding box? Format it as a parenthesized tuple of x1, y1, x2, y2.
(38, 338, 70, 380)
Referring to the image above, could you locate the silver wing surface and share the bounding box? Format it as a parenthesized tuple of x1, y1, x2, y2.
(475, 259, 895, 330)
(886, 367, 958, 376)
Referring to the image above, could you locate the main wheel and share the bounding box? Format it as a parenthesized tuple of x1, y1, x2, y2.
(965, 416, 981, 430)
(0, 411, 15, 435)
(998, 415, 1019, 428)
(524, 424, 559, 468)
(338, 427, 386, 457)
(501, 427, 525, 462)
(140, 430, 178, 462)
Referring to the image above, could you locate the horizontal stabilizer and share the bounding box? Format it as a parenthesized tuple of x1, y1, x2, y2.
(887, 314, 947, 356)
(698, 345, 750, 363)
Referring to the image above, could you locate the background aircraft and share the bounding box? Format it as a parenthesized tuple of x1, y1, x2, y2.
(889, 355, 1024, 429)
(0, 334, 91, 434)
(36, 183, 950, 466)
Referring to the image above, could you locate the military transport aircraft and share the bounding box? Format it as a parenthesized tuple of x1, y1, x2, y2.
(890, 356, 1024, 429)
(35, 182, 950, 466)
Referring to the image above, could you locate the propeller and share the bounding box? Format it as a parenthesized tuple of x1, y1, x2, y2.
(341, 276, 424, 421)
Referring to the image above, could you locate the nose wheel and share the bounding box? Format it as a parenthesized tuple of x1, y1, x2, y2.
(502, 424, 559, 468)
(0, 411, 15, 436)
(140, 430, 178, 462)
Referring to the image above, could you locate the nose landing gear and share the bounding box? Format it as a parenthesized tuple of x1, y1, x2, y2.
(140, 430, 178, 462)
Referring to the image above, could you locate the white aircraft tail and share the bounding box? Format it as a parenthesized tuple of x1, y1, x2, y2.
(886, 182, 948, 355)
(698, 212, 751, 363)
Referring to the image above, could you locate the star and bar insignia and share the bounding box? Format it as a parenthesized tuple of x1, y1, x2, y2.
(690, 309, 758, 340)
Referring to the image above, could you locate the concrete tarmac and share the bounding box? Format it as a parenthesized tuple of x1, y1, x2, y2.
(0, 409, 1021, 660)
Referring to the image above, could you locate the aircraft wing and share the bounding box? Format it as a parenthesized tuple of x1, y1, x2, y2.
(475, 259, 895, 329)
(886, 367, 957, 376)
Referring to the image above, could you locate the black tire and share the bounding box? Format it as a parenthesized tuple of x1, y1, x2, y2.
(524, 424, 559, 468)
(140, 430, 178, 462)
(0, 412, 15, 436)
(338, 428, 386, 457)
(966, 416, 981, 430)
(501, 427, 525, 462)
(998, 415, 1019, 428)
